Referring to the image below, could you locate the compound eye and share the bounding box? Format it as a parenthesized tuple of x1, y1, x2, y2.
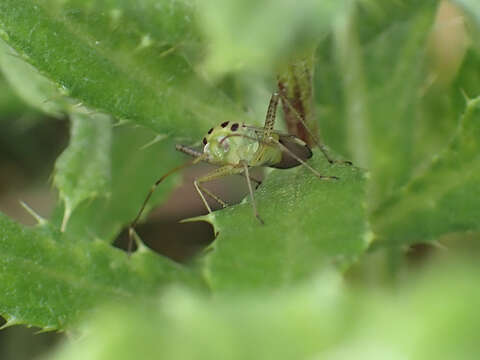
(203, 137, 207, 145)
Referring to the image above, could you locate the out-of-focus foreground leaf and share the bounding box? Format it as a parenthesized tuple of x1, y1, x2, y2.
(0, 0, 243, 139)
(200, 155, 370, 291)
(0, 213, 204, 331)
(46, 261, 480, 360)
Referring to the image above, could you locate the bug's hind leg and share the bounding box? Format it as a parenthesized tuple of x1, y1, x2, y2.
(277, 90, 352, 165)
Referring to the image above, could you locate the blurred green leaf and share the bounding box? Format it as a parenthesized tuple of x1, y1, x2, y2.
(201, 155, 370, 291)
(0, 0, 243, 139)
(46, 261, 480, 360)
(0, 213, 204, 331)
(373, 95, 480, 245)
(0, 71, 37, 119)
(52, 123, 183, 243)
(54, 112, 111, 232)
(316, 0, 441, 207)
(197, 0, 348, 77)
(454, 0, 480, 39)
(0, 39, 70, 116)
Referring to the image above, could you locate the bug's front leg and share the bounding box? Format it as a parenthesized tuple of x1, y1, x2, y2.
(128, 157, 204, 255)
(240, 161, 264, 224)
(194, 165, 244, 214)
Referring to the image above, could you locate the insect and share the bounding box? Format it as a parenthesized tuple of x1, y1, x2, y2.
(128, 92, 338, 251)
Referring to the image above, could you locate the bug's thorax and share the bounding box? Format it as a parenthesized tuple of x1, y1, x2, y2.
(202, 121, 281, 166)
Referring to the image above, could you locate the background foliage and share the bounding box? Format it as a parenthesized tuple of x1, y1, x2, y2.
(0, 0, 479, 359)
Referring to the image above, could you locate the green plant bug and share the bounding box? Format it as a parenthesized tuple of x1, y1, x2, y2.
(128, 92, 338, 252)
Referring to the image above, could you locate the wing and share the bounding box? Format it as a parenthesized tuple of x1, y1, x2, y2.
(269, 134, 313, 169)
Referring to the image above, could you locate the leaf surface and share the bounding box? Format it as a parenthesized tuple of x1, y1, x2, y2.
(0, 213, 204, 330)
(200, 154, 369, 291)
(0, 0, 243, 139)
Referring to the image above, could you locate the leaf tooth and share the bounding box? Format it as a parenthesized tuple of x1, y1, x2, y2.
(140, 134, 168, 150)
(60, 206, 72, 233)
(34, 325, 59, 334)
(0, 316, 19, 330)
(179, 214, 213, 224)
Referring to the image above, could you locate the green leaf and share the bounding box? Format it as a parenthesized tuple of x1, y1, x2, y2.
(0, 0, 243, 139)
(372, 95, 480, 245)
(46, 261, 480, 360)
(197, 0, 348, 77)
(200, 154, 370, 291)
(0, 213, 204, 331)
(54, 112, 112, 231)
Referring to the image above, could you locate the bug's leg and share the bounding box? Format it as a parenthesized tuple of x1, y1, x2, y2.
(194, 165, 244, 214)
(272, 138, 338, 180)
(199, 185, 229, 208)
(262, 92, 280, 139)
(128, 155, 205, 255)
(231, 169, 262, 189)
(241, 161, 264, 224)
(277, 90, 352, 165)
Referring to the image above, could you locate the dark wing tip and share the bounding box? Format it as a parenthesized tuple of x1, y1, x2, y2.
(271, 136, 313, 169)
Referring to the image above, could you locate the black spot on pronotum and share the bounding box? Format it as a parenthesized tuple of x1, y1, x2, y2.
(221, 121, 229, 128)
(203, 137, 207, 145)
(207, 128, 213, 134)
(231, 123, 239, 131)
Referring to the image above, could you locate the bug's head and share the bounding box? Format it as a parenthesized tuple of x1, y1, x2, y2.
(202, 121, 233, 160)
(202, 121, 258, 164)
